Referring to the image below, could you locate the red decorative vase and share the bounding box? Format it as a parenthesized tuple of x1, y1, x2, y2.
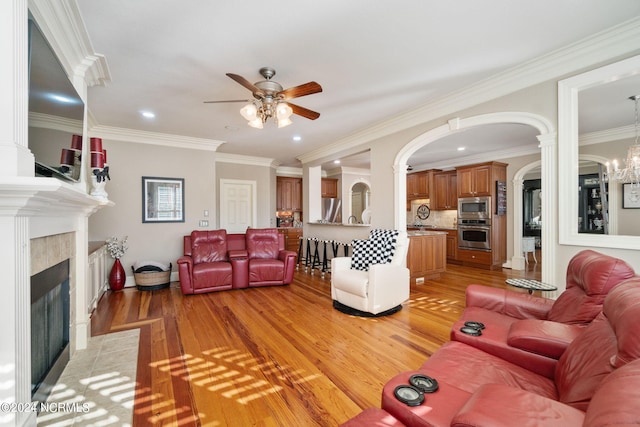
(109, 258, 126, 291)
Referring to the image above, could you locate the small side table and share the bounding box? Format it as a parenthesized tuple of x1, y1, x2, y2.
(506, 278, 557, 295)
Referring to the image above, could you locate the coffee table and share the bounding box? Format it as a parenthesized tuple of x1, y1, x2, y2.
(506, 278, 557, 294)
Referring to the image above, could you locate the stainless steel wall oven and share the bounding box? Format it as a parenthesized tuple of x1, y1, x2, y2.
(458, 219, 491, 251)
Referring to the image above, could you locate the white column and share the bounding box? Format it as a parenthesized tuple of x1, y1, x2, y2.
(0, 1, 37, 426)
(539, 132, 557, 286)
(509, 179, 526, 270)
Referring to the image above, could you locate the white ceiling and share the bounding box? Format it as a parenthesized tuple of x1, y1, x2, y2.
(75, 1, 640, 170)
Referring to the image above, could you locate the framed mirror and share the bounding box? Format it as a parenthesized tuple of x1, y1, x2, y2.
(142, 177, 185, 223)
(558, 54, 640, 249)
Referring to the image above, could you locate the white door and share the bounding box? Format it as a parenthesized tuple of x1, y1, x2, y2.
(220, 179, 257, 233)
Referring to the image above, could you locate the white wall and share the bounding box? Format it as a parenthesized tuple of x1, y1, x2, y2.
(88, 139, 218, 283)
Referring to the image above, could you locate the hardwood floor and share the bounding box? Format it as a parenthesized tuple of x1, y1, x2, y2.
(91, 263, 542, 426)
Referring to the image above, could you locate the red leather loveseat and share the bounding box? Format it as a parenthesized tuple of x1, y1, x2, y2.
(342, 277, 640, 426)
(177, 228, 297, 295)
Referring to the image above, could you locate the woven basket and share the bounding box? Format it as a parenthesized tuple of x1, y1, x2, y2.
(132, 263, 171, 290)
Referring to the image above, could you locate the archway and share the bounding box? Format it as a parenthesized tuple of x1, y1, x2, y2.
(393, 112, 556, 279)
(348, 180, 371, 224)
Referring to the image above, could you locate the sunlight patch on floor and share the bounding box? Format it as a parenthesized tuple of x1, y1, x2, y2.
(37, 329, 139, 426)
(408, 296, 462, 314)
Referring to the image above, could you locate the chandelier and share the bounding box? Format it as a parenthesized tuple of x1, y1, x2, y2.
(605, 95, 640, 185)
(239, 97, 293, 129)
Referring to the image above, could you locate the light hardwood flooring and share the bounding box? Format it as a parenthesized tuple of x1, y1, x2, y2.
(91, 262, 542, 426)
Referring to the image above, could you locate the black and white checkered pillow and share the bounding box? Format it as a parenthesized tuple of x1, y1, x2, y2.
(350, 237, 393, 271)
(369, 229, 399, 261)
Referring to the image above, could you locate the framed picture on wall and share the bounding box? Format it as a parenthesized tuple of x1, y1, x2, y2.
(142, 176, 185, 222)
(622, 183, 640, 209)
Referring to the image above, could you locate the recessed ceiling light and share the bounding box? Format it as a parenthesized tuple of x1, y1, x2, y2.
(292, 135, 302, 142)
(457, 146, 466, 151)
(49, 94, 76, 104)
(334, 160, 341, 164)
(141, 111, 155, 118)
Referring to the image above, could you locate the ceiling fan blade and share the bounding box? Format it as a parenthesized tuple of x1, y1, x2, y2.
(278, 82, 322, 100)
(226, 73, 264, 96)
(203, 99, 249, 104)
(288, 102, 320, 120)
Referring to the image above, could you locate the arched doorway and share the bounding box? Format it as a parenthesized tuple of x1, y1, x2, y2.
(393, 112, 556, 281)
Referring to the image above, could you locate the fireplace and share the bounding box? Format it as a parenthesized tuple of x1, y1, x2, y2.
(30, 259, 70, 403)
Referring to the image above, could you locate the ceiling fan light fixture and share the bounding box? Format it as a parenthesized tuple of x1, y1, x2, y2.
(240, 103, 258, 121)
(276, 103, 293, 120)
(248, 118, 264, 129)
(276, 103, 293, 128)
(207, 68, 322, 128)
(277, 117, 293, 128)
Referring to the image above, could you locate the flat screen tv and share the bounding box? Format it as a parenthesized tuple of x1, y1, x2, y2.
(28, 16, 85, 182)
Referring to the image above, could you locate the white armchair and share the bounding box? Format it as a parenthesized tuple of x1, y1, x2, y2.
(331, 230, 410, 316)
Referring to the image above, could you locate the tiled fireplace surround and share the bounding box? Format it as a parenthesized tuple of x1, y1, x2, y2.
(31, 232, 77, 354)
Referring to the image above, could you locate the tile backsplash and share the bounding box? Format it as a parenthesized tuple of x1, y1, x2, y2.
(407, 200, 458, 228)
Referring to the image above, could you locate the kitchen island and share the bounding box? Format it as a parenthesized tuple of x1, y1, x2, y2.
(406, 230, 447, 282)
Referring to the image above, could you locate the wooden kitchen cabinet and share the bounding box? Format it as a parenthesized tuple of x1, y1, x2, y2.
(321, 178, 338, 198)
(407, 233, 446, 281)
(278, 227, 303, 253)
(432, 171, 457, 210)
(433, 228, 459, 263)
(457, 162, 506, 198)
(407, 171, 429, 200)
(277, 177, 302, 211)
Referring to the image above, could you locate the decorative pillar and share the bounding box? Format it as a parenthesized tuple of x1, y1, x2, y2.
(538, 132, 558, 285)
(0, 1, 37, 426)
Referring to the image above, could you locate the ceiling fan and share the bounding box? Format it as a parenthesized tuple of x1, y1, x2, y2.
(204, 67, 322, 128)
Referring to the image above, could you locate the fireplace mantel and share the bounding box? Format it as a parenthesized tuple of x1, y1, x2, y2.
(0, 176, 113, 216)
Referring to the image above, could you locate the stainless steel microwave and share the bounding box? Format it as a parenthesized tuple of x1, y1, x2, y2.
(457, 196, 491, 220)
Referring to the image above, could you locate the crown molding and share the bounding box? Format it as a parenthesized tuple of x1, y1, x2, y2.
(340, 167, 370, 175)
(215, 152, 277, 168)
(29, 112, 82, 134)
(297, 16, 640, 165)
(28, 0, 111, 88)
(89, 125, 226, 151)
(275, 166, 303, 176)
(580, 125, 634, 146)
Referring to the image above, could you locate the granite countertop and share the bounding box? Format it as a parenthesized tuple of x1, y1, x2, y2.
(407, 230, 447, 236)
(408, 225, 457, 231)
(308, 222, 370, 227)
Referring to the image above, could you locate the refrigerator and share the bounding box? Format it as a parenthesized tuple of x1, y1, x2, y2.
(322, 198, 342, 223)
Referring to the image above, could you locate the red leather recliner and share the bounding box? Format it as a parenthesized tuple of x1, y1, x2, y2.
(450, 249, 636, 377)
(245, 228, 296, 287)
(177, 230, 233, 294)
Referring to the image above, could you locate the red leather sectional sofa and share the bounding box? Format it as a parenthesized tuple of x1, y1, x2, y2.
(451, 249, 636, 378)
(341, 251, 640, 426)
(177, 228, 297, 294)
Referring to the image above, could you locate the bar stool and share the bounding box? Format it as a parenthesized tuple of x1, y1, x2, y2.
(522, 236, 537, 264)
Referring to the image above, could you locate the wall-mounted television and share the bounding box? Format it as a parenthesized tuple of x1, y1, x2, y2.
(28, 16, 85, 182)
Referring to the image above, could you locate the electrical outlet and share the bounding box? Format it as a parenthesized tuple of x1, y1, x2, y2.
(199, 220, 209, 227)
